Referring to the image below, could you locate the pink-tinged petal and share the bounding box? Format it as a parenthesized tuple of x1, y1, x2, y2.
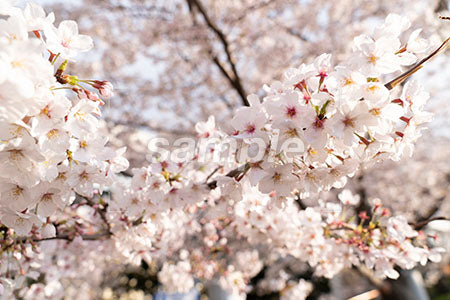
(58, 20, 79, 40)
(2, 214, 33, 236)
(69, 34, 93, 52)
(37, 196, 57, 217)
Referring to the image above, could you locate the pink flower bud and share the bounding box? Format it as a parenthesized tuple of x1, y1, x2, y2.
(94, 81, 114, 98)
(73, 88, 87, 100)
(85, 90, 99, 101)
(358, 211, 369, 220)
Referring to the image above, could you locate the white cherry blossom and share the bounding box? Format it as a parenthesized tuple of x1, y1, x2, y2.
(44, 20, 93, 59)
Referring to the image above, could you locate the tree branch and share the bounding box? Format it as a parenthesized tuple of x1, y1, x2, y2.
(31, 232, 110, 242)
(385, 36, 450, 90)
(295, 192, 307, 210)
(435, 0, 448, 12)
(187, 0, 249, 106)
(413, 196, 446, 230)
(210, 54, 249, 106)
(230, 0, 276, 23)
(85, 197, 113, 235)
(206, 163, 250, 189)
(279, 24, 309, 42)
(412, 216, 449, 230)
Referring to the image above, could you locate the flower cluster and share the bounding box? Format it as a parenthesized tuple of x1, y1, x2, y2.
(234, 187, 443, 280)
(280, 279, 313, 300)
(221, 14, 433, 199)
(0, 4, 127, 244)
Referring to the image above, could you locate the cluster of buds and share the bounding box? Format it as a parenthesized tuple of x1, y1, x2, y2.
(54, 61, 114, 105)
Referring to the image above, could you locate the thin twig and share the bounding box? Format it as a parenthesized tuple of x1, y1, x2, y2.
(85, 197, 113, 235)
(207, 163, 250, 189)
(204, 166, 222, 183)
(385, 36, 450, 90)
(14, 232, 111, 244)
(187, 0, 249, 106)
(412, 216, 449, 230)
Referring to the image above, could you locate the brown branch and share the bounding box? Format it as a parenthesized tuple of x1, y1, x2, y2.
(204, 166, 222, 183)
(435, 0, 448, 13)
(413, 195, 445, 227)
(279, 24, 309, 42)
(230, 0, 276, 23)
(84, 197, 112, 235)
(295, 193, 307, 210)
(7, 232, 111, 246)
(29, 232, 110, 243)
(385, 36, 450, 90)
(207, 163, 250, 189)
(187, 0, 249, 106)
(412, 216, 449, 230)
(210, 54, 249, 106)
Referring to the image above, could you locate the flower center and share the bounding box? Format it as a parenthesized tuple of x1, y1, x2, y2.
(41, 106, 51, 118)
(313, 117, 324, 129)
(343, 116, 355, 127)
(246, 123, 256, 134)
(366, 85, 379, 92)
(12, 186, 23, 198)
(80, 171, 89, 180)
(41, 193, 54, 202)
(370, 108, 381, 116)
(272, 172, 281, 182)
(79, 140, 88, 148)
(9, 149, 23, 161)
(74, 111, 86, 120)
(368, 55, 378, 65)
(11, 60, 23, 68)
(62, 40, 71, 48)
(47, 129, 59, 139)
(285, 106, 297, 118)
(344, 78, 354, 86)
(285, 128, 298, 137)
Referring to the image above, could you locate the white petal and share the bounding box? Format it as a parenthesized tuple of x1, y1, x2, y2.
(69, 34, 93, 52)
(58, 20, 78, 39)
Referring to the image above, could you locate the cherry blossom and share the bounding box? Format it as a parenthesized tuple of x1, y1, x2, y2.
(0, 2, 447, 299)
(44, 20, 93, 59)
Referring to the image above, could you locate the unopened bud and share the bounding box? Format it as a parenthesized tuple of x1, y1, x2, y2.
(41, 223, 56, 238)
(85, 90, 100, 101)
(92, 80, 114, 98)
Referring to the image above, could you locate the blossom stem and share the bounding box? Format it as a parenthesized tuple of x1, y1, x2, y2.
(51, 53, 60, 65)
